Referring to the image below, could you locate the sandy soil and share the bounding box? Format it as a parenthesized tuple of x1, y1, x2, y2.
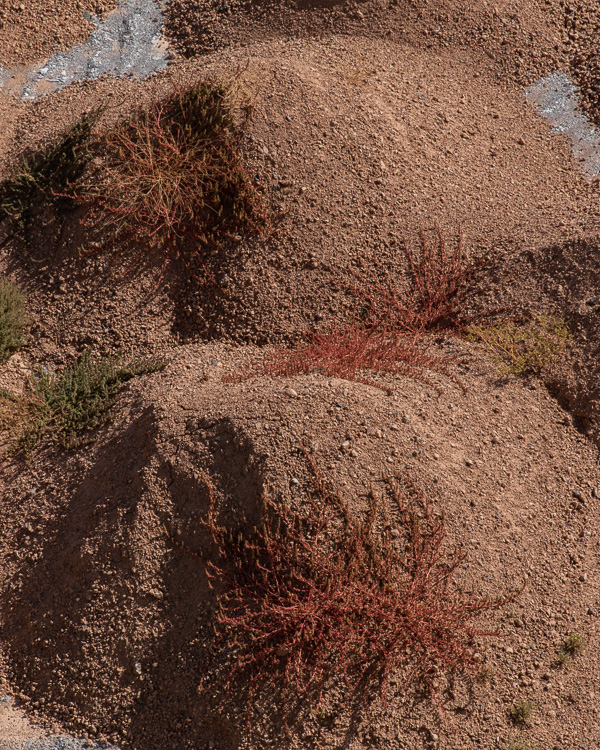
(1, 0, 600, 748)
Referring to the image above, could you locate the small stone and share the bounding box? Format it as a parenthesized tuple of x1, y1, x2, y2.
(133, 662, 142, 675)
(350, 449, 359, 458)
(290, 477, 299, 485)
(592, 488, 598, 499)
(401, 413, 411, 424)
(587, 607, 595, 615)
(390, 528, 400, 538)
(284, 387, 299, 398)
(465, 458, 473, 467)
(573, 489, 584, 501)
(514, 618, 523, 628)
(579, 573, 588, 582)
(341, 440, 351, 450)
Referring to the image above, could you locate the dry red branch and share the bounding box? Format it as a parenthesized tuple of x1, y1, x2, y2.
(226, 229, 482, 391)
(346, 228, 486, 335)
(180, 454, 516, 726)
(227, 323, 460, 392)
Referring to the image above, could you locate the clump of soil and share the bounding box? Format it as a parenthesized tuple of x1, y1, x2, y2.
(164, 0, 569, 87)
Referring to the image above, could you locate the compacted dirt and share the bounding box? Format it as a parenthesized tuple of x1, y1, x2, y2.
(1, 0, 600, 749)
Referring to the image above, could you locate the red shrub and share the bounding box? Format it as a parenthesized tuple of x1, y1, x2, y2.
(181, 454, 515, 725)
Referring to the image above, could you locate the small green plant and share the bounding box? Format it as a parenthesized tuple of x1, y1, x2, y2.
(559, 632, 585, 664)
(0, 110, 98, 240)
(0, 350, 165, 452)
(510, 700, 533, 724)
(467, 314, 571, 375)
(505, 736, 540, 750)
(0, 277, 28, 360)
(477, 666, 495, 684)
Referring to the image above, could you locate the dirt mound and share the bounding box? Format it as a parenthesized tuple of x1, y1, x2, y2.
(2, 35, 599, 370)
(2, 1, 600, 748)
(1, 344, 599, 749)
(164, 0, 569, 85)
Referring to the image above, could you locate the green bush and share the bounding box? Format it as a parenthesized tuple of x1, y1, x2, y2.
(0, 277, 28, 360)
(0, 350, 166, 452)
(0, 111, 98, 234)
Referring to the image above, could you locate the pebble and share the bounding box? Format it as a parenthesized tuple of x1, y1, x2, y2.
(284, 387, 299, 398)
(465, 458, 473, 467)
(573, 489, 584, 500)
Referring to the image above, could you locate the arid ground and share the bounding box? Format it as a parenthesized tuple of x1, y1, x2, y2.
(1, 1, 600, 749)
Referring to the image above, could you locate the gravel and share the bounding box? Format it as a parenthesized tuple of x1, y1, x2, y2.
(0, 0, 167, 101)
(526, 71, 600, 180)
(0, 738, 119, 750)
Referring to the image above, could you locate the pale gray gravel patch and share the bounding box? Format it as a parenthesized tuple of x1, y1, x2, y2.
(0, 0, 168, 101)
(526, 71, 600, 180)
(0, 737, 119, 750)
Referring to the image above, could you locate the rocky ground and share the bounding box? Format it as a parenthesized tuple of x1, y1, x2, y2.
(1, 1, 600, 749)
